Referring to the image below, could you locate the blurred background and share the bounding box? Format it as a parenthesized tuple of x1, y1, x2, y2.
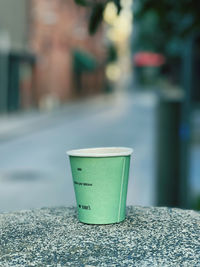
(0, 0, 199, 212)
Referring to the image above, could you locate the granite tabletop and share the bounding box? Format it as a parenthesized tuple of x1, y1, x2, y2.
(0, 206, 199, 267)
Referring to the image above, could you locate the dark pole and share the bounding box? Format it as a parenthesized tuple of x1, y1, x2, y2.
(156, 90, 183, 207)
(156, 34, 195, 208)
(0, 51, 9, 113)
(179, 35, 194, 208)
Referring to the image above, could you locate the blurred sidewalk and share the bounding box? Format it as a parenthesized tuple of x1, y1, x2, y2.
(0, 101, 93, 142)
(0, 96, 115, 142)
(0, 90, 199, 212)
(0, 110, 51, 142)
(0, 91, 157, 212)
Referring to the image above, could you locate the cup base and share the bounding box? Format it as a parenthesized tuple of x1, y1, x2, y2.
(78, 217, 126, 225)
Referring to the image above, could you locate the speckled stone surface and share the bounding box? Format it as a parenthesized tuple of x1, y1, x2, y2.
(0, 206, 200, 267)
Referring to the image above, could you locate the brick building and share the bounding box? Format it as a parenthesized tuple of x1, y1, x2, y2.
(30, 0, 106, 108)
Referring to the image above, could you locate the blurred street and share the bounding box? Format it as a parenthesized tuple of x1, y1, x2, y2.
(0, 91, 157, 212)
(0, 0, 199, 212)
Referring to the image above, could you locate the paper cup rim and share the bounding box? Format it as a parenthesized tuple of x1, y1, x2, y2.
(67, 147, 133, 157)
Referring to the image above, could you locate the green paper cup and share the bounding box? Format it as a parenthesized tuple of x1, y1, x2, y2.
(67, 147, 133, 224)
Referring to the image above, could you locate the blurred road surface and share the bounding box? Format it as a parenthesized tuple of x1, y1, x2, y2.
(0, 90, 199, 212)
(0, 91, 157, 212)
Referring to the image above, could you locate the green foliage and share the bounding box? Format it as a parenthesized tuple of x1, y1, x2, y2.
(107, 44, 118, 62)
(74, 0, 123, 34)
(74, 0, 200, 38)
(134, 0, 200, 55)
(74, 0, 88, 6)
(89, 3, 105, 35)
(113, 0, 122, 15)
(136, 0, 200, 37)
